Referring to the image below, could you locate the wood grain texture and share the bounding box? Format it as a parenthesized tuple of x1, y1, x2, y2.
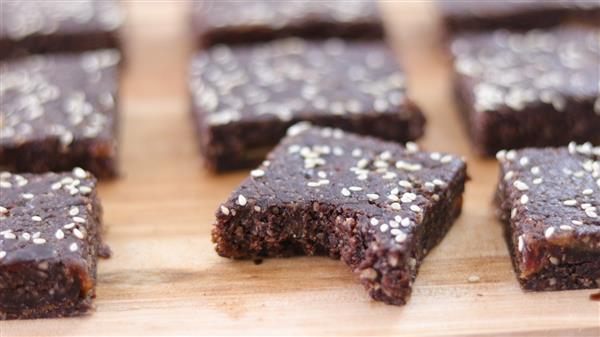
(1, 2, 599, 336)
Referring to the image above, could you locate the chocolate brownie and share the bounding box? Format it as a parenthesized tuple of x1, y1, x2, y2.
(495, 143, 600, 291)
(190, 38, 425, 171)
(451, 27, 600, 156)
(0, 168, 106, 320)
(0, 0, 124, 59)
(0, 50, 121, 179)
(212, 124, 467, 305)
(439, 1, 600, 33)
(191, 0, 384, 47)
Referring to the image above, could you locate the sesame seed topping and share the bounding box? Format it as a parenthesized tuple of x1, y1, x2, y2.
(55, 229, 65, 239)
(0, 251, 5, 259)
(391, 202, 401, 210)
(513, 180, 529, 191)
(341, 188, 351, 197)
(22, 193, 34, 199)
(518, 235, 524, 252)
(64, 222, 76, 229)
(250, 169, 265, 178)
(520, 194, 529, 204)
(544, 227, 555, 238)
(410, 205, 422, 212)
(394, 232, 407, 243)
(237, 195, 247, 206)
(31, 215, 42, 222)
(366, 193, 380, 201)
(72, 167, 87, 179)
(73, 228, 85, 239)
(33, 238, 46, 244)
(69, 243, 79, 252)
(370, 218, 379, 226)
(563, 199, 577, 206)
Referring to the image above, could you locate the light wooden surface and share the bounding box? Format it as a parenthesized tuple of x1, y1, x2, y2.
(2, 2, 599, 336)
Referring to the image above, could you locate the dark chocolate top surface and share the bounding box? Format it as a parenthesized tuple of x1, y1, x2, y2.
(219, 123, 465, 248)
(0, 50, 120, 147)
(190, 38, 410, 126)
(0, 168, 98, 265)
(192, 0, 380, 33)
(451, 27, 600, 114)
(0, 0, 124, 41)
(440, 0, 599, 19)
(497, 143, 600, 249)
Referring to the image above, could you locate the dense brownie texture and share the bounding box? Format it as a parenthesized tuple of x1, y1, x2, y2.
(191, 0, 384, 47)
(190, 38, 425, 171)
(495, 144, 600, 291)
(212, 124, 467, 305)
(439, 1, 600, 33)
(0, 50, 121, 179)
(0, 168, 106, 320)
(451, 27, 600, 156)
(0, 0, 124, 60)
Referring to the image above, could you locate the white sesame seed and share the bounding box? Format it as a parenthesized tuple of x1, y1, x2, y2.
(370, 218, 379, 226)
(379, 224, 389, 232)
(250, 169, 265, 178)
(69, 243, 79, 252)
(73, 167, 87, 179)
(398, 180, 412, 188)
(530, 166, 540, 175)
(391, 202, 401, 210)
(237, 195, 247, 206)
(496, 150, 507, 161)
(532, 178, 543, 185)
(395, 232, 407, 243)
(69, 207, 80, 216)
(582, 189, 593, 195)
(513, 180, 529, 191)
(563, 199, 577, 206)
(520, 194, 529, 204)
(572, 220, 583, 225)
(519, 157, 529, 166)
(349, 186, 362, 192)
(506, 150, 517, 161)
(51, 182, 62, 190)
(0, 181, 12, 188)
(79, 186, 92, 195)
(73, 216, 86, 223)
(401, 218, 411, 227)
(73, 228, 85, 239)
(405, 142, 419, 153)
(33, 238, 46, 244)
(544, 227, 555, 239)
(3, 232, 16, 239)
(440, 155, 453, 163)
(307, 182, 320, 187)
(559, 225, 574, 231)
(504, 171, 514, 181)
(410, 205, 422, 212)
(341, 188, 351, 197)
(401, 192, 417, 203)
(518, 235, 524, 252)
(0, 206, 7, 214)
(0, 251, 5, 259)
(55, 229, 65, 239)
(511, 208, 517, 219)
(22, 193, 34, 199)
(31, 216, 42, 222)
(549, 256, 560, 265)
(387, 194, 399, 201)
(21, 233, 30, 241)
(366, 193, 379, 201)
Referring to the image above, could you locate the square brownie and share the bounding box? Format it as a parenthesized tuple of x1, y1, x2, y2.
(0, 168, 107, 320)
(191, 0, 384, 47)
(451, 27, 600, 156)
(0, 50, 121, 179)
(0, 0, 124, 59)
(439, 0, 600, 33)
(190, 38, 425, 171)
(495, 143, 600, 291)
(212, 123, 467, 305)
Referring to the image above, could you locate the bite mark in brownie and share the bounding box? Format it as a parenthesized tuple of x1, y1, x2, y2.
(495, 143, 600, 291)
(439, 0, 600, 33)
(190, 38, 425, 171)
(0, 168, 106, 320)
(191, 0, 384, 47)
(0, 50, 121, 179)
(451, 27, 600, 156)
(212, 124, 467, 305)
(0, 0, 124, 59)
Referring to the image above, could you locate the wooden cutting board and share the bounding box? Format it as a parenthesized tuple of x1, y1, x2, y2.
(1, 2, 598, 336)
